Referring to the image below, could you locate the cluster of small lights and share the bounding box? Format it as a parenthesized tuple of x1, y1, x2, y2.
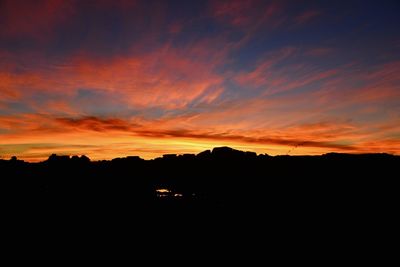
(156, 188, 184, 198)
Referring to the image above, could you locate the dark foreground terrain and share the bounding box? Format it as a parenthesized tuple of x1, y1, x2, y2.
(2, 145, 398, 257)
(1, 146, 397, 218)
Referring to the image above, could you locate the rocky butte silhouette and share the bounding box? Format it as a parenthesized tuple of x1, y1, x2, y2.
(2, 145, 398, 254)
(1, 146, 397, 217)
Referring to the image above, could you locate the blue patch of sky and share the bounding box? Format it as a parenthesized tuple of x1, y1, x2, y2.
(70, 88, 130, 116)
(0, 101, 35, 115)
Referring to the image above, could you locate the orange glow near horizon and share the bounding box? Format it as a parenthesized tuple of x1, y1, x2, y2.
(1, 118, 399, 162)
(0, 0, 399, 161)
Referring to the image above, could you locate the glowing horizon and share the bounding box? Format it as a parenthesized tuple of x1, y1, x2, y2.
(1, 0, 399, 161)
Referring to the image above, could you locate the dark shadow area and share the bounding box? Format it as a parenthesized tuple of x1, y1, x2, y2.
(2, 146, 399, 256)
(0, 147, 397, 246)
(1, 147, 397, 219)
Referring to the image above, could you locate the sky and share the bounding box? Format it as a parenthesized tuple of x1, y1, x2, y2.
(0, 0, 399, 161)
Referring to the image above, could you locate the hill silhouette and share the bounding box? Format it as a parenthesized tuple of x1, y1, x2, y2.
(1, 146, 398, 218)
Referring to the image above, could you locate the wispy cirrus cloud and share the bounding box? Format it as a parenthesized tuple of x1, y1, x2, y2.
(304, 47, 333, 57)
(0, 0, 399, 160)
(234, 47, 339, 96)
(295, 10, 321, 25)
(0, 42, 227, 112)
(211, 0, 284, 28)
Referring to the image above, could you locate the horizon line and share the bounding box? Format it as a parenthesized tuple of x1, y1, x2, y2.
(2, 146, 397, 163)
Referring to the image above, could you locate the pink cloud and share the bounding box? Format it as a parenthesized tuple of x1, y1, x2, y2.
(313, 60, 400, 107)
(0, 0, 75, 41)
(295, 10, 321, 25)
(305, 47, 333, 57)
(211, 0, 255, 26)
(0, 43, 227, 109)
(168, 22, 183, 34)
(211, 0, 284, 30)
(235, 47, 296, 87)
(235, 47, 338, 95)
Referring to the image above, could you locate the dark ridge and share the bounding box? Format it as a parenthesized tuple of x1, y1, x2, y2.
(1, 147, 397, 231)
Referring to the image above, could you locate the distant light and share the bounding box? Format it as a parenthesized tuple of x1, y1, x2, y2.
(156, 188, 171, 193)
(155, 188, 186, 198)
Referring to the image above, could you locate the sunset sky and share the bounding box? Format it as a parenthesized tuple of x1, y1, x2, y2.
(0, 0, 399, 161)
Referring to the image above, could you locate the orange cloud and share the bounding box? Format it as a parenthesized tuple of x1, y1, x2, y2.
(1, 111, 394, 162)
(1, 108, 399, 161)
(0, 0, 398, 164)
(2, 43, 399, 161)
(0, 43, 226, 110)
